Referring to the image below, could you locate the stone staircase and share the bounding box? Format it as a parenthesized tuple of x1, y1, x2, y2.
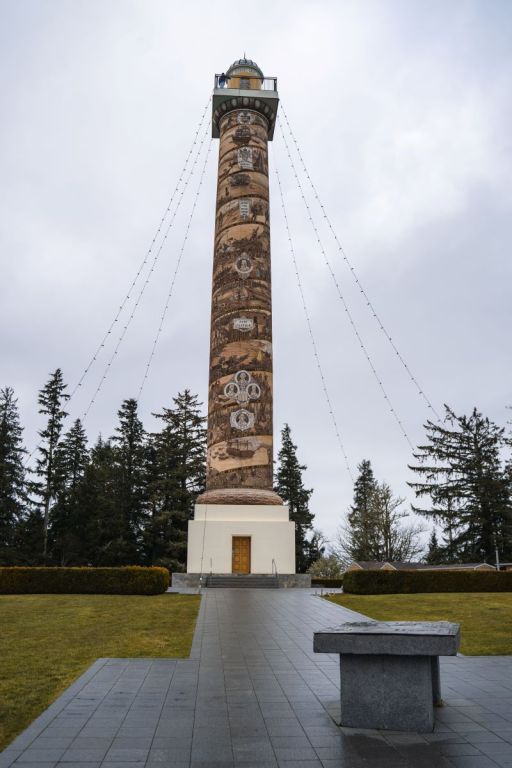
(206, 574, 279, 589)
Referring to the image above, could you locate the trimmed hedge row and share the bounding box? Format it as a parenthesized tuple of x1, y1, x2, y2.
(311, 577, 343, 588)
(343, 569, 512, 594)
(0, 566, 169, 595)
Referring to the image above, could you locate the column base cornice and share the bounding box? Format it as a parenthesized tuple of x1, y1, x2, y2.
(196, 487, 284, 505)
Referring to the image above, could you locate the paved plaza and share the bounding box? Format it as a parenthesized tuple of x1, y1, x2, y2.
(2, 589, 512, 768)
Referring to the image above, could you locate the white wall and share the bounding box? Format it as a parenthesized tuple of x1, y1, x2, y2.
(187, 504, 296, 574)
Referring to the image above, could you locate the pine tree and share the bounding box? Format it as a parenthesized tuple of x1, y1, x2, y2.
(345, 459, 379, 561)
(148, 390, 206, 571)
(50, 419, 89, 564)
(111, 398, 148, 563)
(274, 424, 314, 573)
(77, 436, 120, 565)
(426, 528, 441, 565)
(409, 406, 512, 563)
(32, 369, 69, 559)
(0, 387, 27, 563)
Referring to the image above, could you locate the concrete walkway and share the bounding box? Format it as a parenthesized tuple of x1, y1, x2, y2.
(2, 589, 512, 768)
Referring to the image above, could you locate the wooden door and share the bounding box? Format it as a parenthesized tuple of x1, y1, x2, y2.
(232, 536, 251, 574)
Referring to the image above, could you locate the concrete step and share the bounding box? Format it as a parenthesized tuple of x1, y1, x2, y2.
(206, 574, 279, 588)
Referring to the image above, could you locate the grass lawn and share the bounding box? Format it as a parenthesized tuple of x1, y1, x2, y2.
(0, 593, 200, 751)
(327, 593, 512, 656)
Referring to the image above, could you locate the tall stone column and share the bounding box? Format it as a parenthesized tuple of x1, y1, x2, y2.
(184, 60, 297, 579)
(198, 106, 282, 506)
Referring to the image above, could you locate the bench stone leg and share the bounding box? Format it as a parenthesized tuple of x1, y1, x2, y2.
(431, 656, 442, 706)
(339, 654, 434, 732)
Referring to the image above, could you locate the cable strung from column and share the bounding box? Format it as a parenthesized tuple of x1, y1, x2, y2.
(137, 138, 214, 401)
(69, 97, 211, 403)
(82, 119, 212, 420)
(277, 119, 414, 451)
(272, 146, 354, 482)
(24, 100, 212, 468)
(279, 104, 441, 423)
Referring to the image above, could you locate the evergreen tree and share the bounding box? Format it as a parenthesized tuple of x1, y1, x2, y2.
(0, 387, 27, 563)
(274, 424, 314, 572)
(77, 437, 120, 565)
(111, 399, 148, 563)
(409, 406, 512, 563)
(345, 459, 379, 561)
(426, 528, 442, 565)
(32, 369, 69, 559)
(50, 419, 89, 564)
(148, 390, 206, 571)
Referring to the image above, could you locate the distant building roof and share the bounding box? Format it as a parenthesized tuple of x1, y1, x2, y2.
(418, 563, 495, 571)
(348, 561, 423, 571)
(347, 560, 495, 572)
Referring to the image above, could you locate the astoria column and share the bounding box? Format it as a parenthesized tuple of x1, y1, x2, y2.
(187, 59, 295, 577)
(198, 58, 282, 506)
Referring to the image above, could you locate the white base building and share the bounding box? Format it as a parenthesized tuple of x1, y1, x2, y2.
(187, 504, 296, 575)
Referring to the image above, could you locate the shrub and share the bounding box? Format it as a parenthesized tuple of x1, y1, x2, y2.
(308, 555, 344, 579)
(343, 569, 512, 594)
(311, 577, 343, 588)
(0, 566, 169, 595)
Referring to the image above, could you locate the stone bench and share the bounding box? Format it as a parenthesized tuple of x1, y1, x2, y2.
(313, 620, 460, 732)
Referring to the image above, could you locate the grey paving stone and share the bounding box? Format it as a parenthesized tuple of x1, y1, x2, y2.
(60, 749, 108, 762)
(276, 761, 323, 768)
(0, 753, 22, 768)
(56, 763, 101, 768)
(272, 747, 318, 761)
(440, 743, 484, 756)
(449, 757, 503, 767)
(13, 749, 66, 763)
(101, 763, 146, 768)
(147, 746, 192, 762)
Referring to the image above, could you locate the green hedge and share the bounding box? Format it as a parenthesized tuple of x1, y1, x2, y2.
(343, 569, 512, 594)
(311, 577, 343, 588)
(0, 566, 169, 595)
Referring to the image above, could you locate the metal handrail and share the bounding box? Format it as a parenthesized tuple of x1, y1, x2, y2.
(272, 558, 278, 577)
(214, 74, 278, 91)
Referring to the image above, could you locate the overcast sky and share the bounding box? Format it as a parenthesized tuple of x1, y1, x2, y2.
(1, 0, 511, 545)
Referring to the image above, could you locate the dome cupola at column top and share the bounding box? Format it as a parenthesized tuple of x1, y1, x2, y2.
(226, 58, 264, 79)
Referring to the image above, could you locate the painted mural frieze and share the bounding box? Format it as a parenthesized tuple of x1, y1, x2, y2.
(230, 173, 250, 187)
(205, 103, 275, 493)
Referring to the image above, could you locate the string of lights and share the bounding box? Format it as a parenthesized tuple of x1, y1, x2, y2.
(279, 103, 441, 423)
(272, 146, 354, 482)
(136, 138, 214, 402)
(69, 97, 211, 403)
(82, 118, 212, 421)
(276, 117, 414, 451)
